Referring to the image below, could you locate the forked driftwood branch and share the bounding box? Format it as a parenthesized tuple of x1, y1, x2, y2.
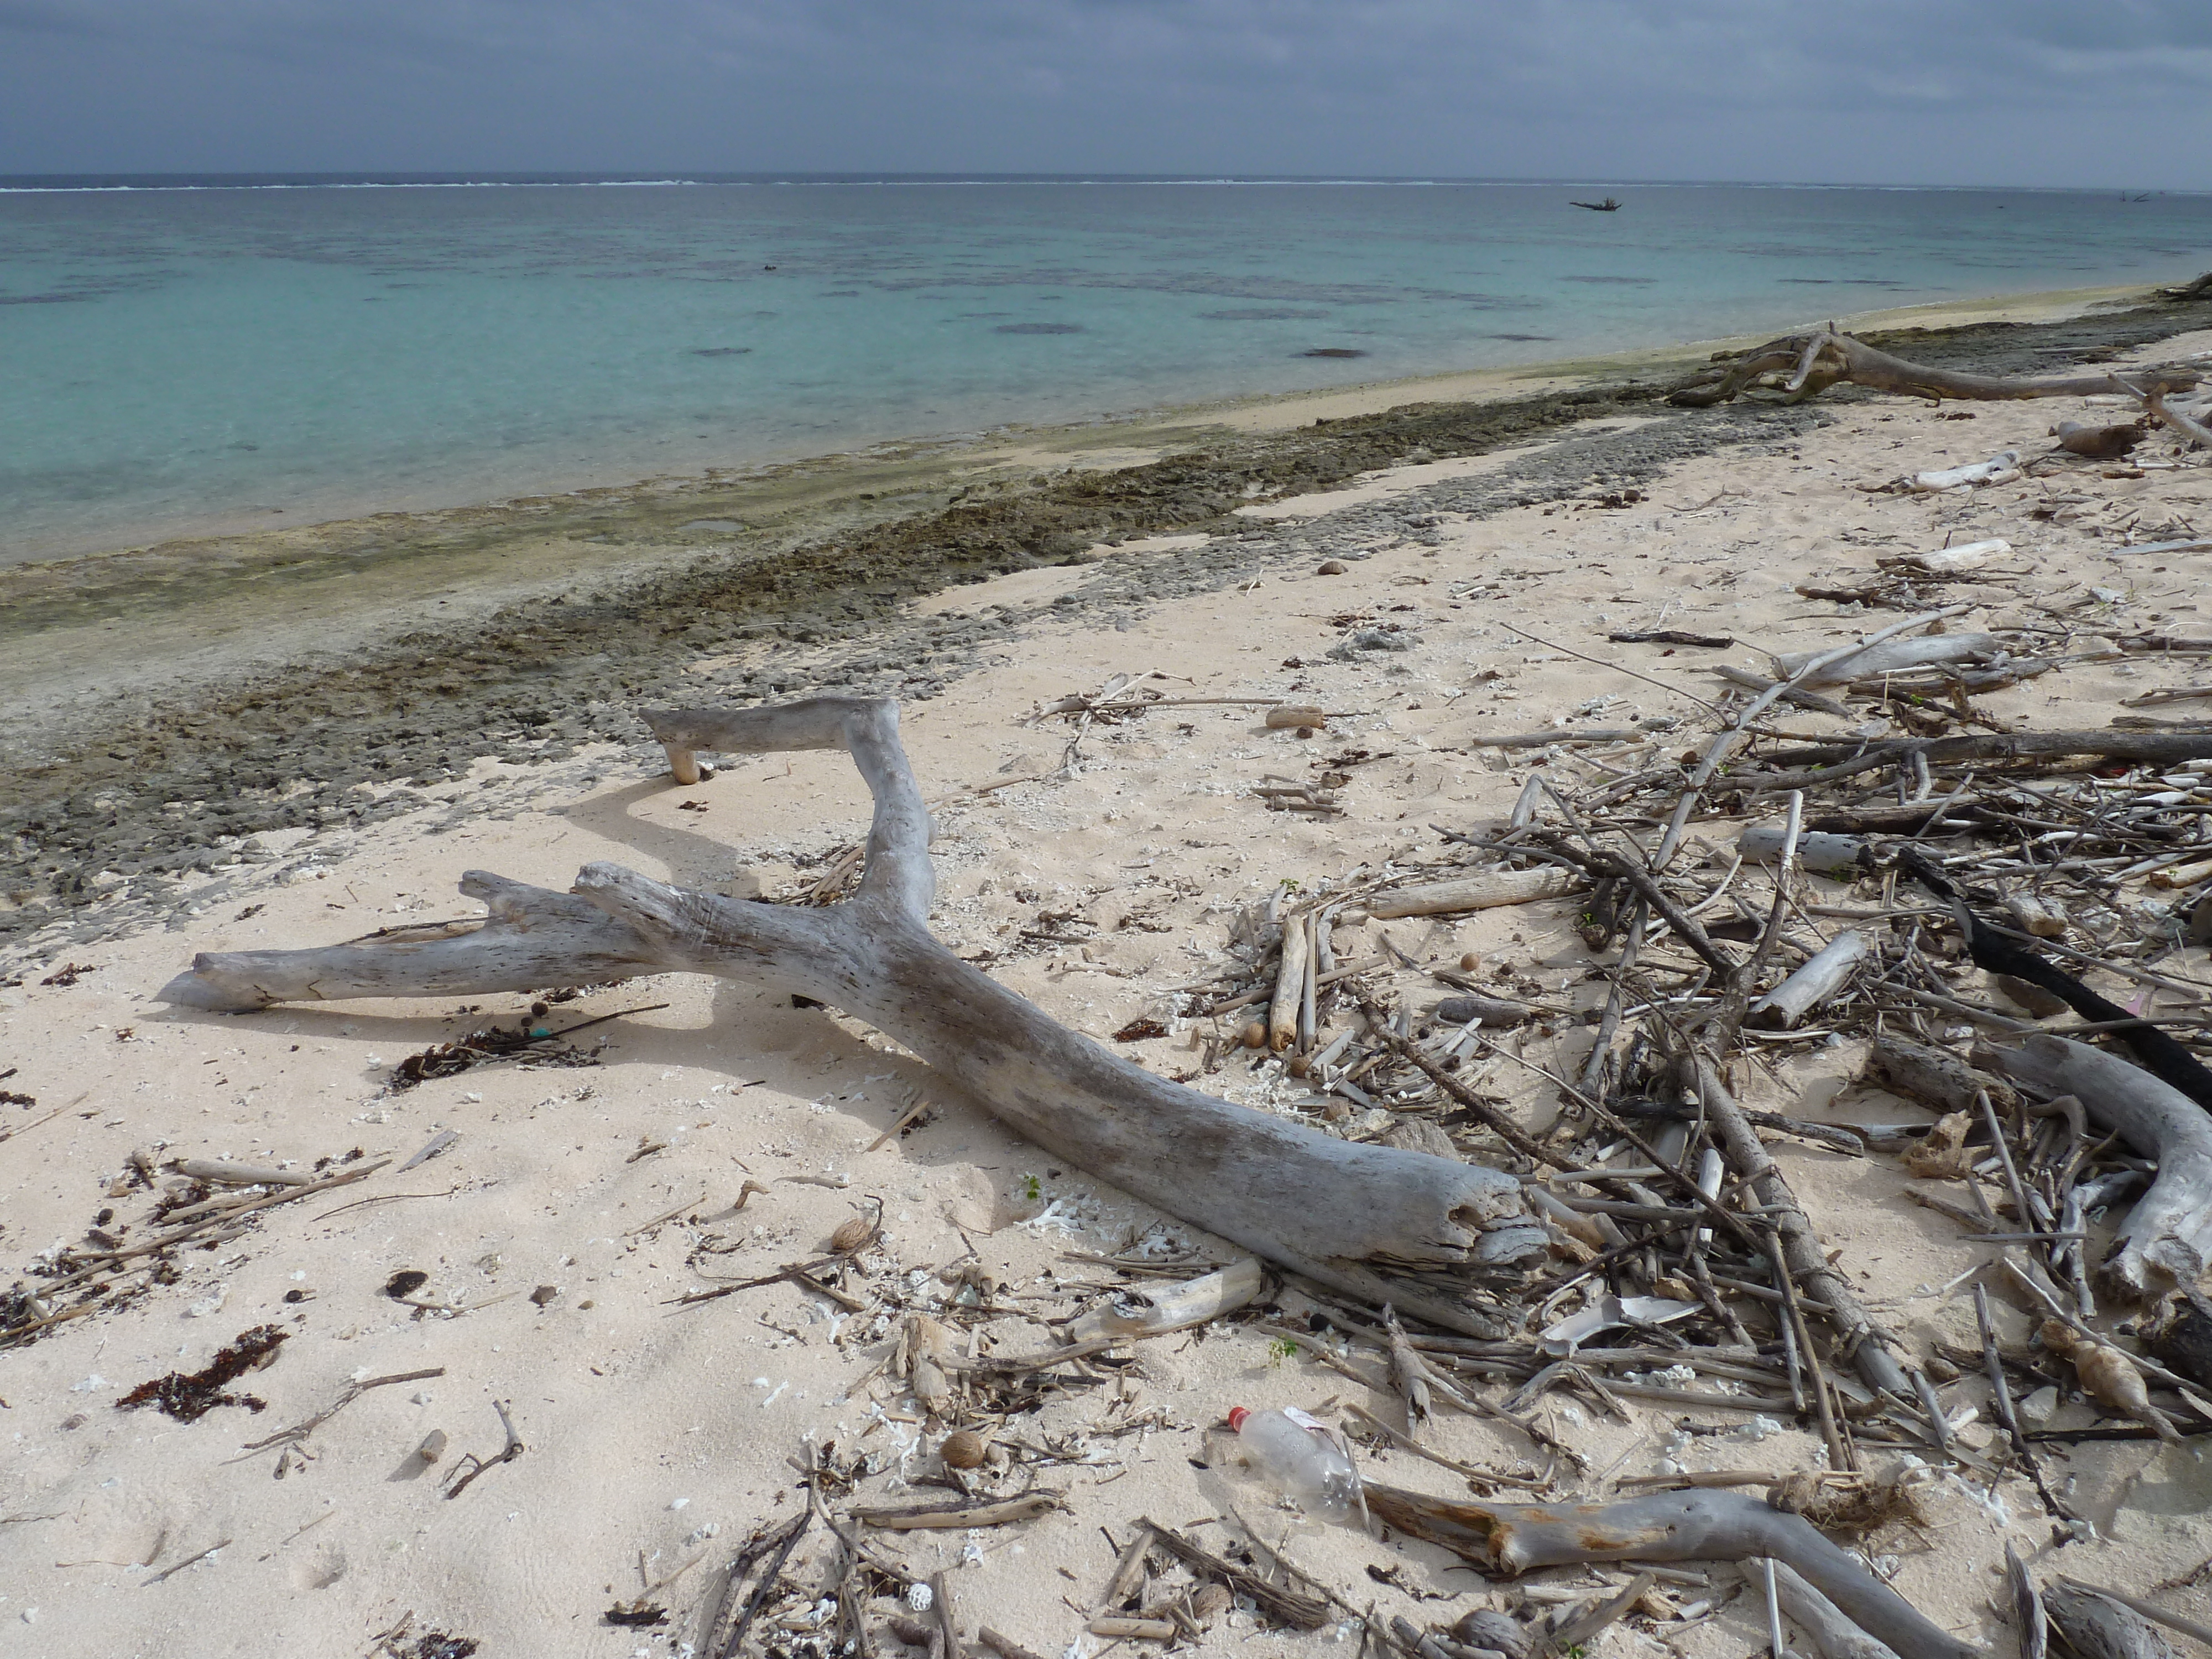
(160, 697, 1543, 1334)
(1670, 329, 2199, 409)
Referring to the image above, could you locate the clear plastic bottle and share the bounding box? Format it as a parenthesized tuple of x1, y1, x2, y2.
(1228, 1406, 1361, 1523)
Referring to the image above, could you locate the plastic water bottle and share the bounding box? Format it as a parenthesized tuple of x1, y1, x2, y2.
(1227, 1406, 1361, 1523)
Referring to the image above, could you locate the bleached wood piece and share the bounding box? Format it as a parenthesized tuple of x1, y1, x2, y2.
(1269, 911, 1310, 1052)
(1746, 1559, 1903, 1659)
(161, 696, 1542, 1335)
(1985, 1035, 2212, 1299)
(1910, 453, 2020, 491)
(173, 1159, 316, 1187)
(1360, 1484, 1975, 1659)
(1749, 931, 1868, 1031)
(1365, 867, 1582, 920)
(1065, 1260, 1263, 1342)
(1894, 540, 2006, 571)
(1773, 634, 2000, 687)
(1740, 827, 1865, 872)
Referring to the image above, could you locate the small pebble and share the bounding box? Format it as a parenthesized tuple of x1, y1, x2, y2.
(1317, 560, 1348, 575)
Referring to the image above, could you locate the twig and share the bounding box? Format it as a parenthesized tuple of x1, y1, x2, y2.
(444, 1399, 524, 1499)
(1496, 622, 1726, 717)
(144, 1537, 232, 1585)
(235, 1367, 446, 1458)
(1974, 1282, 2077, 1528)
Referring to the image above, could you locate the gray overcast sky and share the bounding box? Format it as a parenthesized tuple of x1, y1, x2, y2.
(2, 0, 2208, 188)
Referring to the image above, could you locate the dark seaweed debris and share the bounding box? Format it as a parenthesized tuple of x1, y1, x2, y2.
(604, 1601, 670, 1627)
(384, 1269, 430, 1299)
(400, 1637, 479, 1659)
(39, 962, 95, 987)
(117, 1324, 286, 1422)
(389, 1021, 596, 1091)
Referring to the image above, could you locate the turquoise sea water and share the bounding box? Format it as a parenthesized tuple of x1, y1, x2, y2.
(4, 174, 2209, 563)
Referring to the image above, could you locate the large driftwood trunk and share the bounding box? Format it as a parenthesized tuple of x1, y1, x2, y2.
(1670, 330, 2199, 409)
(160, 697, 1543, 1335)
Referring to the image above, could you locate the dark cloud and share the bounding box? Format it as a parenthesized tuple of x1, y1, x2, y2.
(0, 1, 2206, 186)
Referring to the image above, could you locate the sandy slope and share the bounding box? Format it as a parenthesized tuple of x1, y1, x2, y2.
(3, 327, 2211, 1659)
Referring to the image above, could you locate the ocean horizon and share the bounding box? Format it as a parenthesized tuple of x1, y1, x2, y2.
(6, 172, 2209, 564)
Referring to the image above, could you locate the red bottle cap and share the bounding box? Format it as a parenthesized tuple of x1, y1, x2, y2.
(1227, 1406, 1250, 1432)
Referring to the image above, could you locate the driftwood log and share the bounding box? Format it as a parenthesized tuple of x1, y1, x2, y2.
(1985, 1035, 2212, 1300)
(1670, 330, 2199, 409)
(1360, 1484, 1978, 1659)
(159, 697, 1545, 1335)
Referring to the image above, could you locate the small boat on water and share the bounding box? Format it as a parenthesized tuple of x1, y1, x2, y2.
(1570, 196, 1623, 212)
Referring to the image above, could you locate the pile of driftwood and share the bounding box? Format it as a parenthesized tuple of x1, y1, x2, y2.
(146, 639, 2212, 1657)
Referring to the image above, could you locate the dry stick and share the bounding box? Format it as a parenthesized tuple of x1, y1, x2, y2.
(235, 1366, 446, 1457)
(670, 1251, 855, 1307)
(931, 1571, 963, 1659)
(0, 1101, 73, 1145)
(1767, 1222, 1853, 1473)
(24, 1157, 394, 1300)
(1364, 1013, 1576, 1171)
(1337, 1401, 1553, 1491)
(1578, 898, 1648, 1098)
(1977, 1089, 2053, 1262)
(977, 1628, 1052, 1659)
(1259, 1322, 1582, 1469)
(1746, 731, 2212, 794)
(1973, 1282, 2078, 1528)
(1494, 621, 1728, 718)
(444, 1399, 524, 1499)
(851, 1493, 1063, 1530)
(143, 1537, 232, 1585)
(864, 1094, 936, 1153)
(1467, 1031, 1761, 1253)
(1532, 834, 1740, 978)
(1691, 1058, 1916, 1405)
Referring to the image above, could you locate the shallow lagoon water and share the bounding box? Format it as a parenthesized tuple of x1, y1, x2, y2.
(4, 173, 2209, 561)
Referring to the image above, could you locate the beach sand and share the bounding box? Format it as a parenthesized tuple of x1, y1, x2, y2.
(3, 305, 2212, 1657)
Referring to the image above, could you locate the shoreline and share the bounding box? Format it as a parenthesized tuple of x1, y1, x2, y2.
(3, 280, 2208, 957)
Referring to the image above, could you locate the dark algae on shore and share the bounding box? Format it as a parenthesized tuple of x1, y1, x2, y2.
(2, 294, 2205, 954)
